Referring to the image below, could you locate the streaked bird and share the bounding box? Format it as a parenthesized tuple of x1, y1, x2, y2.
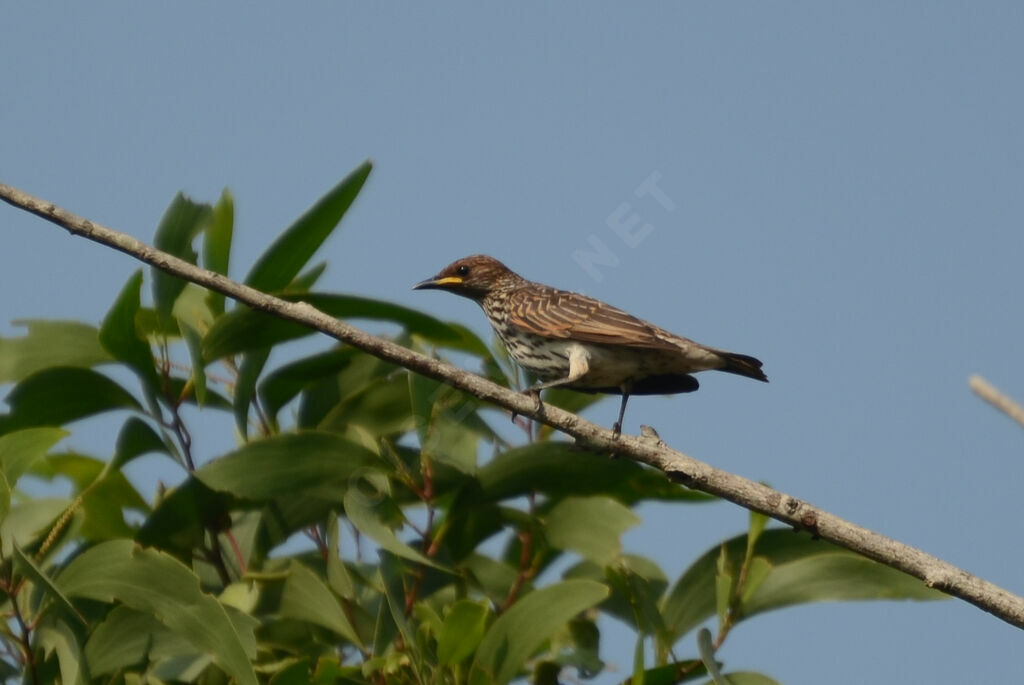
(414, 255, 767, 435)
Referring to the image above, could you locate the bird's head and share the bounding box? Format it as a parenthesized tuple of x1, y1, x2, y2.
(414, 255, 521, 301)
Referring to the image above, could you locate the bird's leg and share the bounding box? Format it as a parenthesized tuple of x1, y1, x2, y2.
(612, 383, 631, 439)
(522, 345, 590, 416)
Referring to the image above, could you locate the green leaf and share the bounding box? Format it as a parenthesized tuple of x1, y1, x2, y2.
(661, 529, 946, 644)
(0, 320, 111, 384)
(279, 560, 362, 645)
(699, 673, 781, 685)
(204, 189, 234, 316)
(603, 560, 671, 646)
(203, 293, 490, 361)
(0, 428, 67, 520)
(36, 617, 86, 685)
(318, 371, 415, 437)
(13, 545, 85, 624)
(476, 442, 710, 504)
(258, 347, 361, 422)
(85, 606, 199, 676)
(0, 427, 66, 528)
(438, 600, 489, 665)
(714, 545, 732, 633)
(135, 478, 234, 559)
(470, 580, 609, 685)
(741, 552, 946, 617)
(152, 193, 212, 322)
(621, 660, 708, 685)
(696, 628, 727, 685)
(179, 319, 207, 406)
(196, 432, 386, 501)
(326, 511, 355, 599)
(745, 511, 769, 562)
(37, 453, 149, 541)
(1, 498, 69, 555)
(343, 488, 441, 569)
(99, 271, 160, 398)
(289, 261, 328, 293)
(544, 496, 640, 565)
(0, 367, 141, 434)
(245, 161, 372, 292)
(739, 557, 772, 605)
(57, 539, 258, 685)
(111, 417, 174, 470)
(234, 349, 270, 437)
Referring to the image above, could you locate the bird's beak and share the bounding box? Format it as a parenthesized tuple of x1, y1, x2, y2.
(413, 275, 464, 290)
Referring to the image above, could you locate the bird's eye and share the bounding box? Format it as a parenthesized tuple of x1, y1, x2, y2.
(456, 265, 470, 277)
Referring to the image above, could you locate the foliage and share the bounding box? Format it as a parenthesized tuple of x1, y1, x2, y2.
(0, 161, 944, 684)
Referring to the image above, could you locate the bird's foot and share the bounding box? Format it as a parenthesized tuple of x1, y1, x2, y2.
(512, 389, 544, 424)
(611, 421, 622, 439)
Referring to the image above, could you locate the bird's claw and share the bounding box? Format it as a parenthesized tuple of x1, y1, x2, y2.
(512, 389, 544, 424)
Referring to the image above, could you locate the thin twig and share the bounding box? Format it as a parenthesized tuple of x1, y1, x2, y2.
(3, 182, 1024, 631)
(970, 375, 1024, 430)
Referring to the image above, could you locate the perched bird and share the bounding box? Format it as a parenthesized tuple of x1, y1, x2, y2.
(414, 255, 767, 435)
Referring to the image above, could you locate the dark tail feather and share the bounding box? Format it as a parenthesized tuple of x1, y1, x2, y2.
(718, 352, 768, 382)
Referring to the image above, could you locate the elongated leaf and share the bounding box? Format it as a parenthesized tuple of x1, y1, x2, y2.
(326, 511, 355, 599)
(85, 606, 195, 676)
(742, 553, 946, 617)
(661, 529, 946, 643)
(1, 498, 69, 555)
(0, 427, 67, 524)
(135, 478, 233, 559)
(234, 349, 270, 437)
(279, 560, 362, 645)
(245, 161, 372, 291)
(204, 189, 234, 316)
(545, 496, 640, 565)
(111, 417, 174, 470)
(471, 580, 609, 685)
(289, 261, 328, 293)
(343, 489, 441, 569)
(38, 454, 149, 541)
(0, 427, 68, 488)
(438, 600, 489, 665)
(152, 194, 212, 322)
(0, 367, 141, 434)
(696, 628, 727, 685)
(197, 432, 386, 501)
(57, 539, 258, 685)
(259, 347, 360, 421)
(604, 561, 671, 645)
(620, 660, 708, 685)
(13, 545, 85, 625)
(0, 320, 111, 383)
(99, 271, 160, 397)
(179, 320, 207, 406)
(477, 442, 710, 504)
(699, 673, 781, 685)
(36, 617, 86, 685)
(203, 293, 490, 361)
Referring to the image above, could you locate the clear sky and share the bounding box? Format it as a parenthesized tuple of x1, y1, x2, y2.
(3, 3, 1023, 682)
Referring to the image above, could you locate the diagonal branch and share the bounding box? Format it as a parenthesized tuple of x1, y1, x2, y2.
(970, 374, 1024, 430)
(3, 181, 1024, 630)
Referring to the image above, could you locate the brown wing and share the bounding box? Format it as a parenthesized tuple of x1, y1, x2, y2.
(506, 285, 682, 350)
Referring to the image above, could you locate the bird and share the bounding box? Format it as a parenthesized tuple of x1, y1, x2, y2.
(414, 255, 767, 436)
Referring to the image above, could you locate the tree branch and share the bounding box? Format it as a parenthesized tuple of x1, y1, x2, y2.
(970, 374, 1024, 430)
(3, 181, 1024, 630)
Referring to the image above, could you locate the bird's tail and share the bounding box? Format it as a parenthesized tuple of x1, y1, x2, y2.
(717, 351, 768, 382)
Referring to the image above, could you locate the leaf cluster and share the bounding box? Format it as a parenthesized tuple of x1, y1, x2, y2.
(0, 162, 943, 685)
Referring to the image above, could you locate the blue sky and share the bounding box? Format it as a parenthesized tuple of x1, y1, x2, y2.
(3, 3, 1023, 682)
